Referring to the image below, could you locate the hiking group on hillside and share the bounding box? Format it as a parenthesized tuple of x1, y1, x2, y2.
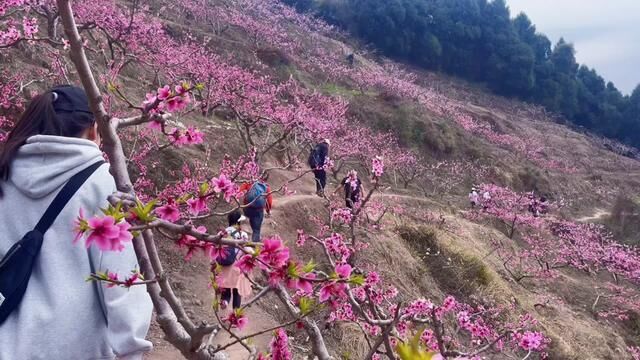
(469, 186, 548, 217)
(0, 85, 554, 359)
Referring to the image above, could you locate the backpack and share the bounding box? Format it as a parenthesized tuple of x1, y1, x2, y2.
(218, 229, 242, 266)
(0, 161, 103, 325)
(308, 145, 321, 169)
(245, 182, 267, 209)
(217, 246, 238, 266)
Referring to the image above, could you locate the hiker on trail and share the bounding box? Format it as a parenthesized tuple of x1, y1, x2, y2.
(308, 139, 330, 197)
(529, 195, 548, 217)
(334, 169, 365, 209)
(482, 190, 492, 210)
(538, 196, 548, 215)
(528, 193, 540, 217)
(218, 210, 252, 310)
(346, 53, 355, 67)
(0, 85, 152, 360)
(240, 172, 273, 242)
(468, 187, 479, 208)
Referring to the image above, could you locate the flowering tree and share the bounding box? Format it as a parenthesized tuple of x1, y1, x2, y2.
(475, 184, 547, 239)
(418, 161, 489, 199)
(474, 184, 640, 325)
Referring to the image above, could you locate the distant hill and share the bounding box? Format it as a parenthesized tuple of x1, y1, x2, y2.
(283, 0, 640, 149)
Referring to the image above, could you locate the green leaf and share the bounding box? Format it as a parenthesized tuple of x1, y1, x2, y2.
(396, 328, 436, 360)
(348, 274, 365, 286)
(131, 268, 144, 280)
(199, 182, 210, 196)
(212, 297, 220, 310)
(287, 261, 300, 278)
(101, 202, 126, 223)
(177, 194, 191, 204)
(302, 260, 316, 273)
(131, 199, 158, 223)
(298, 296, 315, 315)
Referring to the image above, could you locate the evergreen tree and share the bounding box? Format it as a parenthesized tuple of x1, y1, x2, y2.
(288, 0, 640, 149)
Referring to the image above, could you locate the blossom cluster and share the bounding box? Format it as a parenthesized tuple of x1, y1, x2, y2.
(73, 210, 133, 252)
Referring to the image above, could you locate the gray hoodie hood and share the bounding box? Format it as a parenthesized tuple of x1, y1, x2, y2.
(10, 135, 104, 199)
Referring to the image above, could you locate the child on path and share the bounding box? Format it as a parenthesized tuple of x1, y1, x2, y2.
(218, 211, 252, 310)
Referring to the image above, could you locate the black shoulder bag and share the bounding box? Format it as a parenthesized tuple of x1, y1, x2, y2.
(0, 161, 104, 325)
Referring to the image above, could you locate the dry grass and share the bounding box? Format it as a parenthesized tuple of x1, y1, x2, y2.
(607, 195, 640, 246)
(334, 323, 371, 360)
(399, 225, 494, 296)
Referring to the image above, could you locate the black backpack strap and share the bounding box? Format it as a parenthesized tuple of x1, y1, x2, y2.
(34, 161, 105, 234)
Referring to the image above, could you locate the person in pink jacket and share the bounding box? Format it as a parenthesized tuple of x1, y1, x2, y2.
(218, 210, 252, 310)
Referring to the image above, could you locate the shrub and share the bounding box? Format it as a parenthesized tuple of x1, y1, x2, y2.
(514, 165, 551, 193)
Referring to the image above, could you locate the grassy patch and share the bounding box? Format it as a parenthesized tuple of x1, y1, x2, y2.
(513, 165, 551, 194)
(320, 82, 376, 97)
(398, 225, 493, 297)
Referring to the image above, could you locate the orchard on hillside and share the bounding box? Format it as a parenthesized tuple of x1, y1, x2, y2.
(1, 0, 639, 359)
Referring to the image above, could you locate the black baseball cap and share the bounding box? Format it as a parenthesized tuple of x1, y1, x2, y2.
(51, 85, 93, 115)
(227, 210, 247, 226)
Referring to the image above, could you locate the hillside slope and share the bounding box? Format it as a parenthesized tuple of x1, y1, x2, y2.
(145, 1, 640, 358)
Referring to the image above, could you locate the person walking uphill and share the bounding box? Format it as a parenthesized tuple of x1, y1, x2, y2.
(468, 187, 479, 208)
(308, 139, 330, 197)
(239, 173, 273, 242)
(334, 170, 365, 209)
(0, 85, 152, 360)
(217, 210, 252, 310)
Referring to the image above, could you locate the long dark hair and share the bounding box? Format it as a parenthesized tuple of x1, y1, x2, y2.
(0, 86, 95, 196)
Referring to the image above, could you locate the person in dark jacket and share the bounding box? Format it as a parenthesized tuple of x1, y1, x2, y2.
(334, 169, 365, 209)
(310, 139, 330, 197)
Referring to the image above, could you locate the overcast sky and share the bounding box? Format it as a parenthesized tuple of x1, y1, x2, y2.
(507, 0, 640, 94)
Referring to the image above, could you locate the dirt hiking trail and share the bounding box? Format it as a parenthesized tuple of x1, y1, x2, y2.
(576, 208, 610, 222)
(147, 187, 442, 359)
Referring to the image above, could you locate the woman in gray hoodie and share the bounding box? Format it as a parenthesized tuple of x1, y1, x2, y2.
(0, 85, 152, 359)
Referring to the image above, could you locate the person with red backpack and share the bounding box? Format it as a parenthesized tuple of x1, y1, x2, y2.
(308, 139, 330, 197)
(239, 173, 273, 243)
